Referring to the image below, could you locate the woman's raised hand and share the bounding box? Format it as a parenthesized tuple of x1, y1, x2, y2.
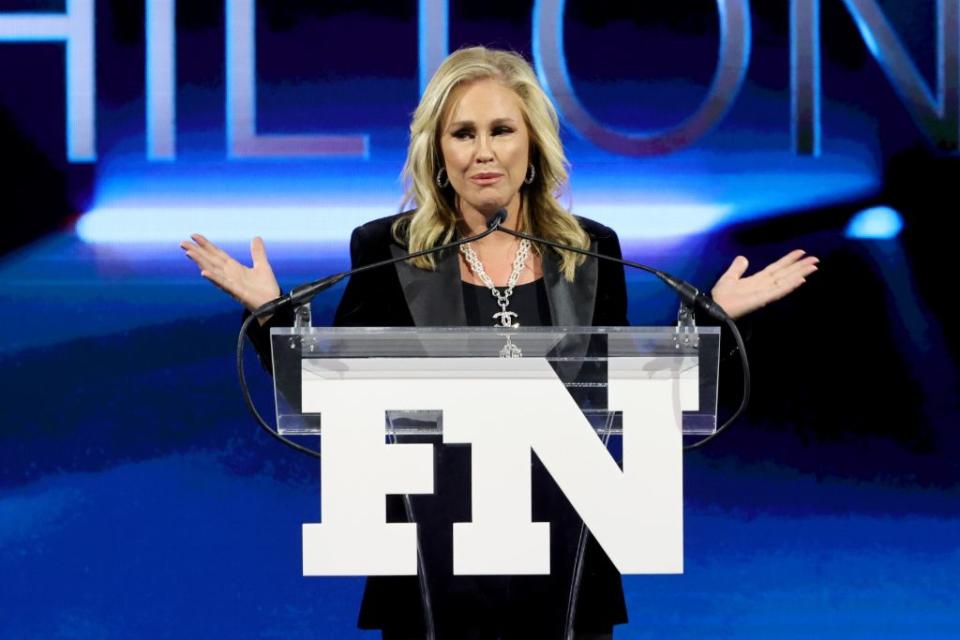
(180, 234, 281, 313)
(710, 249, 819, 320)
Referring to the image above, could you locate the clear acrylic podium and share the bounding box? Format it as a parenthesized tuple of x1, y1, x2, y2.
(269, 326, 720, 439)
(266, 325, 721, 636)
(268, 326, 720, 573)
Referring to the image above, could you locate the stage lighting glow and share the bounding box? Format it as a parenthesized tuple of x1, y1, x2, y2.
(75, 205, 395, 243)
(577, 203, 733, 239)
(75, 202, 734, 244)
(845, 206, 904, 239)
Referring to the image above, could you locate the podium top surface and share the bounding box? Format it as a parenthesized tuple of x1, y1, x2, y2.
(270, 325, 720, 359)
(268, 326, 722, 435)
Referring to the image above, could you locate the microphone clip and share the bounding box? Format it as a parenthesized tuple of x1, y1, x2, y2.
(674, 303, 699, 349)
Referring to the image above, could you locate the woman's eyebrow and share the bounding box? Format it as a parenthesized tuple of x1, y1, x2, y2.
(448, 117, 518, 130)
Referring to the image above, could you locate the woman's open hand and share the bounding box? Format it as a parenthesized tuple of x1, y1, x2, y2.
(180, 234, 281, 313)
(710, 249, 819, 319)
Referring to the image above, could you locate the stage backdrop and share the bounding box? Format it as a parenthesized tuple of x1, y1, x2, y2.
(1, 1, 958, 638)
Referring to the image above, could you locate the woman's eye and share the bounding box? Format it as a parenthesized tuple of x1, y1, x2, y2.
(492, 126, 513, 135)
(453, 129, 473, 139)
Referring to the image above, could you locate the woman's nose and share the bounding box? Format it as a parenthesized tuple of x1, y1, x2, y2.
(475, 135, 494, 161)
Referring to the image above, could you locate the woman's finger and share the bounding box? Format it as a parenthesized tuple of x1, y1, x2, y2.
(770, 257, 819, 284)
(758, 249, 808, 276)
(181, 245, 207, 269)
(192, 233, 236, 265)
(184, 234, 278, 311)
(199, 268, 228, 291)
(183, 246, 221, 275)
(200, 270, 244, 301)
(251, 236, 270, 268)
(183, 238, 223, 267)
(772, 274, 807, 300)
(716, 255, 749, 285)
(758, 273, 808, 305)
(191, 233, 217, 248)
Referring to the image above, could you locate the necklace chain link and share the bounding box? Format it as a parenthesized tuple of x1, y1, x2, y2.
(460, 238, 531, 328)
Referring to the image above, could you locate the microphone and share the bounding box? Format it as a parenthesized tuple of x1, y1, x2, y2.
(486, 207, 508, 230)
(493, 224, 731, 323)
(254, 273, 347, 318)
(251, 210, 509, 319)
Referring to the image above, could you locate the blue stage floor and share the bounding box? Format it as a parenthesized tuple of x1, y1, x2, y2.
(1, 232, 957, 638)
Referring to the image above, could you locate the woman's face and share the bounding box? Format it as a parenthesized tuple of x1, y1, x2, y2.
(439, 78, 530, 219)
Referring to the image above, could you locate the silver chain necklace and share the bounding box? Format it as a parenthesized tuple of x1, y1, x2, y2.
(460, 238, 532, 328)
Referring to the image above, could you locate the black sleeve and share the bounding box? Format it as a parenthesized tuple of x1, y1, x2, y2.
(592, 226, 630, 327)
(244, 303, 296, 374)
(333, 225, 374, 327)
(695, 297, 753, 362)
(333, 222, 414, 328)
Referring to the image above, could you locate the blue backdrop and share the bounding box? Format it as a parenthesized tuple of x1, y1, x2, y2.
(1, 1, 957, 638)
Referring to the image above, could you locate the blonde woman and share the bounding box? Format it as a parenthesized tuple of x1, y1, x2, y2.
(183, 46, 818, 639)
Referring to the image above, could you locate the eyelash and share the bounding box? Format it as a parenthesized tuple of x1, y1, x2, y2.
(453, 126, 513, 139)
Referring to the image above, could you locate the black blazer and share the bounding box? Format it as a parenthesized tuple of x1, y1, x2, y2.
(249, 212, 631, 636)
(333, 212, 629, 328)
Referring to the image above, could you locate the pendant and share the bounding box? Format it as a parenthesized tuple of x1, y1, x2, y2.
(499, 334, 523, 358)
(493, 310, 519, 327)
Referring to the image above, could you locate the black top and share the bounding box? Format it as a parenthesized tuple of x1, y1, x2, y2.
(462, 278, 552, 327)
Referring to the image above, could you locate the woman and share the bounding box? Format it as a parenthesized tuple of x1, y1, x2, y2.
(183, 46, 818, 639)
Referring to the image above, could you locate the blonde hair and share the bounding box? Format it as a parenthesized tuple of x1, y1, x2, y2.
(393, 46, 589, 281)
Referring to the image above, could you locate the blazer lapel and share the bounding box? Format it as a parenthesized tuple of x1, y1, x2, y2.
(391, 244, 467, 326)
(391, 239, 598, 328)
(542, 240, 598, 327)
